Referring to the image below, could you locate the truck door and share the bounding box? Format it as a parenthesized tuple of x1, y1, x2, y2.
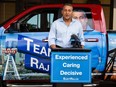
(73, 7, 107, 73)
(79, 7, 107, 73)
(2, 8, 58, 80)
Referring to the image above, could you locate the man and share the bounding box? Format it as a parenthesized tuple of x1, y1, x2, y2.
(73, 10, 93, 31)
(72, 10, 103, 73)
(48, 4, 84, 49)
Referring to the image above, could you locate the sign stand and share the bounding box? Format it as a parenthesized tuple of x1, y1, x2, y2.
(51, 48, 91, 87)
(3, 54, 20, 80)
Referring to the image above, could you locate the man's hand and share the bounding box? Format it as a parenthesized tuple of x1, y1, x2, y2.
(93, 69, 99, 73)
(81, 45, 84, 48)
(50, 44, 56, 49)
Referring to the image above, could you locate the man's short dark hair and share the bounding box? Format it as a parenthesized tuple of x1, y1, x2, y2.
(62, 3, 73, 10)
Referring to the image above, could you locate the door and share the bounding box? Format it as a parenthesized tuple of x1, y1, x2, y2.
(2, 8, 58, 81)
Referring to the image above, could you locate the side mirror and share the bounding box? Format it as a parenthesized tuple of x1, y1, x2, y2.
(5, 22, 19, 33)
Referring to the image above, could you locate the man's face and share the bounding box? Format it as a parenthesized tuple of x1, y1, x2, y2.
(73, 12, 87, 26)
(62, 5, 73, 20)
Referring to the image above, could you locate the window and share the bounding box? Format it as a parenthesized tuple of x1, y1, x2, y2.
(27, 14, 40, 29)
(19, 8, 58, 32)
(27, 13, 54, 32)
(47, 13, 54, 28)
(5, 8, 58, 33)
(73, 8, 94, 31)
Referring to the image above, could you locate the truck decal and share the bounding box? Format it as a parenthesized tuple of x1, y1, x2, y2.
(25, 54, 50, 73)
(18, 35, 51, 58)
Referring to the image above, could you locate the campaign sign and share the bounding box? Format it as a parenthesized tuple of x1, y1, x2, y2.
(18, 35, 51, 58)
(25, 54, 50, 73)
(51, 51, 91, 83)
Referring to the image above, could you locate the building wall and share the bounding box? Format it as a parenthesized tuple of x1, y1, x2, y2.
(0, 2, 15, 24)
(113, 0, 116, 30)
(103, 6, 110, 30)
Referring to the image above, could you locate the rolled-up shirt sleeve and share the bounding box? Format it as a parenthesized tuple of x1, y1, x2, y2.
(48, 22, 56, 47)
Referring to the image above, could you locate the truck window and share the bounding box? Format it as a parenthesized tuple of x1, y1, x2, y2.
(27, 13, 54, 32)
(5, 8, 58, 33)
(20, 12, 55, 32)
(73, 8, 94, 31)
